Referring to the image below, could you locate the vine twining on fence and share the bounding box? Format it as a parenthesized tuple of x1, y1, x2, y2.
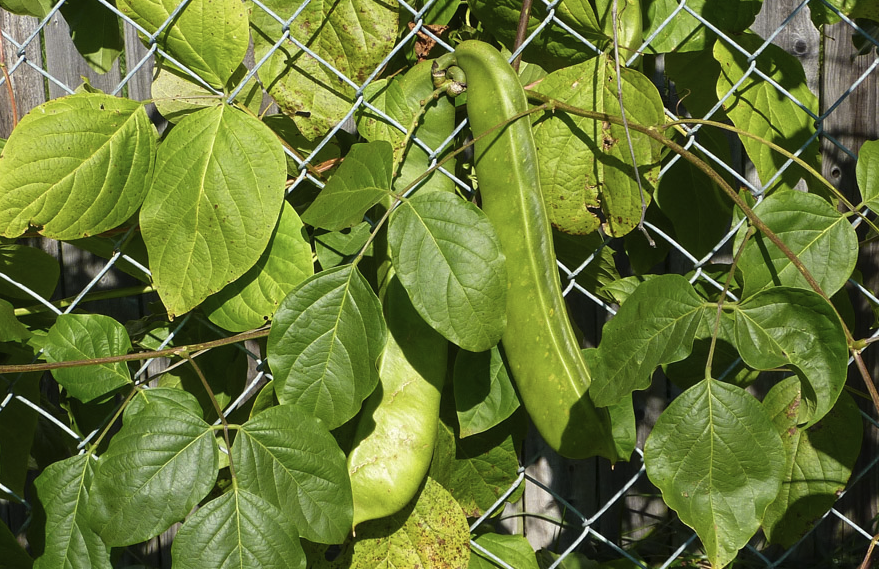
(2, 0, 879, 568)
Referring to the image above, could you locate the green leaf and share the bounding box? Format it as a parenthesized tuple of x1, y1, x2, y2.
(124, 386, 205, 423)
(654, 152, 732, 258)
(141, 104, 286, 318)
(471, 533, 539, 569)
(468, 0, 605, 71)
(388, 191, 507, 351)
(417, 0, 459, 25)
(593, 0, 642, 54)
(533, 56, 664, 237)
(263, 114, 342, 176)
(302, 142, 393, 231)
(60, 0, 124, 74)
(249, 380, 277, 418)
(582, 348, 637, 461)
(733, 287, 848, 426)
(0, 245, 60, 301)
(589, 275, 707, 407)
(735, 190, 857, 299)
(31, 455, 110, 569)
(203, 202, 314, 332)
(0, 94, 157, 239)
(348, 275, 447, 527)
(43, 314, 132, 403)
(606, 394, 637, 462)
(267, 265, 387, 429)
(152, 63, 263, 124)
(665, 50, 725, 120)
(314, 223, 372, 269)
(644, 379, 784, 568)
(233, 404, 352, 544)
(250, 0, 399, 140)
(453, 346, 520, 438)
(761, 377, 862, 548)
(430, 414, 521, 518)
(623, 203, 673, 274)
(715, 34, 821, 194)
(664, 311, 760, 391)
(0, 299, 31, 342)
(0, 371, 39, 496)
(315, 477, 470, 568)
(88, 409, 219, 545)
(357, 61, 456, 194)
(600, 274, 657, 305)
(171, 488, 306, 569)
(0, 518, 32, 568)
(810, 0, 879, 25)
(643, 0, 763, 54)
(118, 0, 248, 88)
(857, 139, 879, 209)
(0, 0, 51, 17)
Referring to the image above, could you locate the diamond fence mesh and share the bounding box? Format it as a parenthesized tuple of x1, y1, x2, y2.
(1, 0, 879, 567)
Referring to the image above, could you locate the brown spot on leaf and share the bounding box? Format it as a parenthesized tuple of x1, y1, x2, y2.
(601, 121, 617, 151)
(786, 394, 801, 419)
(408, 23, 449, 61)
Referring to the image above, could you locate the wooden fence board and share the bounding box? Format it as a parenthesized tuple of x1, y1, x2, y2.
(42, 10, 120, 97)
(821, 17, 879, 563)
(752, 0, 821, 93)
(0, 12, 46, 138)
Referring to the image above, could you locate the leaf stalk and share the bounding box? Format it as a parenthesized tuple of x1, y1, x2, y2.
(0, 327, 269, 374)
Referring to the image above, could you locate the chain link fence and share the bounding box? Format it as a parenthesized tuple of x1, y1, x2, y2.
(1, 0, 879, 566)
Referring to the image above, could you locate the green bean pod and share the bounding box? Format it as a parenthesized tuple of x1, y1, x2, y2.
(347, 275, 447, 528)
(435, 41, 617, 460)
(346, 61, 453, 527)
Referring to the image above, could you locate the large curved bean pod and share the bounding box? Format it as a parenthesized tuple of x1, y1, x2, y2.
(434, 40, 618, 460)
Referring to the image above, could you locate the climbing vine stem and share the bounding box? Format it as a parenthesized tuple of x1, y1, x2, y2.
(184, 352, 236, 482)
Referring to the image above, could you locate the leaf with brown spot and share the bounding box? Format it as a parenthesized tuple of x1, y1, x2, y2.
(250, 0, 401, 140)
(762, 377, 862, 548)
(313, 477, 470, 568)
(533, 55, 664, 237)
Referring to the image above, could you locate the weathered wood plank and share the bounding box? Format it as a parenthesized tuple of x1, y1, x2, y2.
(121, 24, 153, 100)
(0, 10, 46, 138)
(820, 16, 879, 562)
(746, 0, 821, 193)
(42, 10, 121, 97)
(751, 0, 821, 93)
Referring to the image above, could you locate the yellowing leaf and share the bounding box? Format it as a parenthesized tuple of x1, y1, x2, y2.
(119, 0, 249, 88)
(0, 94, 156, 239)
(533, 56, 664, 237)
(141, 105, 286, 318)
(250, 0, 400, 140)
(315, 477, 470, 568)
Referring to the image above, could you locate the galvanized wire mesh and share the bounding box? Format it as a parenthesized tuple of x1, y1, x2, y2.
(1, 0, 879, 566)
